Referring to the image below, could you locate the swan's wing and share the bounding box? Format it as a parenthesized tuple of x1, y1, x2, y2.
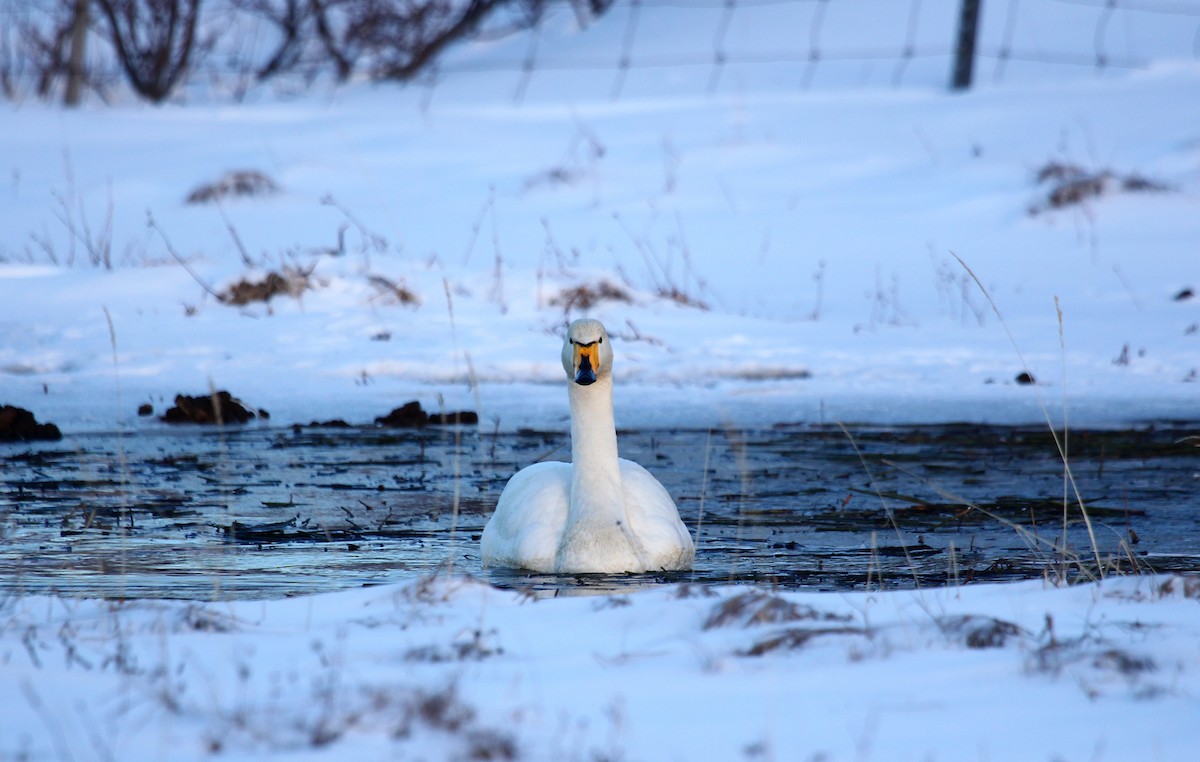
(481, 461, 571, 572)
(618, 459, 696, 570)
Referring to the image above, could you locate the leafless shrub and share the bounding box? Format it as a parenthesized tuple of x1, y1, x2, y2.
(186, 169, 280, 204)
(34, 172, 116, 269)
(95, 0, 206, 102)
(229, 0, 315, 80)
(331, 0, 549, 83)
(2, 0, 76, 101)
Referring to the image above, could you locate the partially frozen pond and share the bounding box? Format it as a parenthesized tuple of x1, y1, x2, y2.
(3, 420, 1198, 600)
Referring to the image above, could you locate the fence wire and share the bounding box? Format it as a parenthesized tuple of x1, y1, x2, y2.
(1, 0, 1198, 103)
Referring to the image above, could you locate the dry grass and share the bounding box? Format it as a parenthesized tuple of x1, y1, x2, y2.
(186, 169, 280, 205)
(703, 591, 852, 630)
(936, 614, 1025, 649)
(219, 264, 313, 306)
(549, 280, 633, 312)
(367, 274, 421, 307)
(655, 285, 710, 311)
(1029, 161, 1171, 216)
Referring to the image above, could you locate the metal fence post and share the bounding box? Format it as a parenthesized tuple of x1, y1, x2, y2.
(951, 0, 983, 90)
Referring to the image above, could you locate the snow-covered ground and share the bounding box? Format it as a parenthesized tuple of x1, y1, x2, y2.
(3, 574, 1199, 760)
(2, 2, 1199, 759)
(2, 4, 1198, 431)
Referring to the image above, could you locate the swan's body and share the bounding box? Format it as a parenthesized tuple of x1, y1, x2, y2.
(481, 319, 694, 574)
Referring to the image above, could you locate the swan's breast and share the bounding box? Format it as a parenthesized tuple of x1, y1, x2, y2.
(481, 461, 571, 572)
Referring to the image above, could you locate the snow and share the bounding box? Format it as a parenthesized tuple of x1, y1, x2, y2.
(3, 53, 1199, 429)
(2, 574, 1199, 760)
(2, 2, 1200, 759)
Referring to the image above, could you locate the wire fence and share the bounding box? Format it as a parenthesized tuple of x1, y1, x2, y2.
(2, 0, 1199, 104)
(477, 0, 1200, 96)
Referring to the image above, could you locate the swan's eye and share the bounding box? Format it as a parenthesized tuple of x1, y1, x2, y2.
(598, 336, 603, 344)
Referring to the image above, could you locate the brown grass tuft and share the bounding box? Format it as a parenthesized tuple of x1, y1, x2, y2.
(219, 264, 312, 306)
(186, 169, 280, 204)
(703, 591, 852, 630)
(1029, 162, 1172, 216)
(550, 280, 632, 312)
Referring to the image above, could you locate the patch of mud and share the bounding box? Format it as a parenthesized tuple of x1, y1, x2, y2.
(0, 405, 61, 442)
(375, 401, 479, 428)
(162, 391, 264, 424)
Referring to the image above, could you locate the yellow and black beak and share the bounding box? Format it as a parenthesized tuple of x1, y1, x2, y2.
(573, 342, 598, 386)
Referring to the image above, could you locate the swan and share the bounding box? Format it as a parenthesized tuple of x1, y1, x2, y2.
(481, 319, 695, 574)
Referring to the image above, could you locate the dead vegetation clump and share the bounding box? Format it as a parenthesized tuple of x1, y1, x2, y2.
(550, 280, 632, 312)
(219, 264, 313, 306)
(1157, 575, 1200, 600)
(703, 591, 852, 630)
(937, 614, 1026, 649)
(186, 169, 280, 205)
(740, 625, 865, 657)
(393, 684, 519, 760)
(404, 628, 501, 663)
(550, 279, 710, 314)
(656, 285, 710, 311)
(1029, 161, 1172, 215)
(368, 274, 421, 307)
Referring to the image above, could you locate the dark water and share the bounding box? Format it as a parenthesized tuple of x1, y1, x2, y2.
(2, 420, 1198, 600)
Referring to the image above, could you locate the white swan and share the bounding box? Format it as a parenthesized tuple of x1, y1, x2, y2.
(481, 319, 695, 574)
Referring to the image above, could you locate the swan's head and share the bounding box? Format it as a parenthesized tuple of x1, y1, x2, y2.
(562, 319, 613, 386)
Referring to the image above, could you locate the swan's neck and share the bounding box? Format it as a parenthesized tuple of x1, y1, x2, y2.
(558, 375, 651, 572)
(567, 376, 622, 519)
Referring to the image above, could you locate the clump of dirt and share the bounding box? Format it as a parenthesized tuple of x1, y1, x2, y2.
(550, 280, 632, 312)
(297, 419, 353, 430)
(186, 169, 280, 205)
(161, 391, 264, 425)
(219, 265, 312, 306)
(1029, 161, 1172, 216)
(0, 405, 62, 441)
(375, 401, 478, 428)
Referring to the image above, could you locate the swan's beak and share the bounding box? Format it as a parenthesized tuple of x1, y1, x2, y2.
(573, 343, 598, 386)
